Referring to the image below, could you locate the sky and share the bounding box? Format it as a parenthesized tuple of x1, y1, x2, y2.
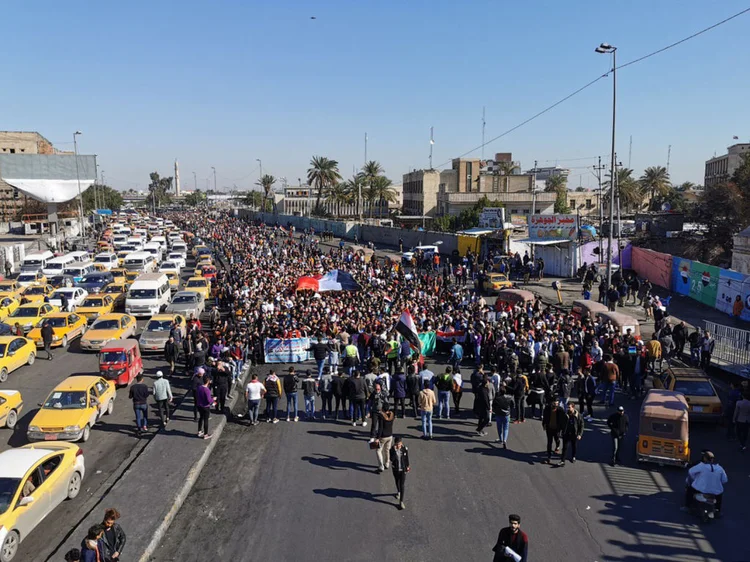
(2, 0, 749, 192)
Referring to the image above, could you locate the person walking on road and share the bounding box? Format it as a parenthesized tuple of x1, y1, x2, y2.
(163, 335, 179, 378)
(374, 404, 395, 473)
(41, 319, 54, 360)
(389, 436, 410, 510)
(607, 406, 629, 466)
(301, 369, 318, 420)
(579, 368, 596, 421)
(196, 374, 213, 439)
(451, 368, 464, 415)
(418, 382, 436, 439)
(474, 374, 492, 437)
(245, 373, 266, 426)
(152, 371, 173, 428)
(559, 402, 584, 465)
(542, 397, 567, 464)
(435, 366, 453, 419)
(264, 370, 282, 423)
(733, 392, 750, 451)
(350, 371, 368, 427)
(492, 384, 512, 449)
(602, 355, 620, 407)
(319, 367, 334, 419)
(128, 374, 150, 435)
(406, 367, 421, 418)
(492, 514, 528, 562)
(700, 331, 715, 369)
(100, 507, 126, 562)
(331, 369, 348, 420)
(284, 367, 299, 422)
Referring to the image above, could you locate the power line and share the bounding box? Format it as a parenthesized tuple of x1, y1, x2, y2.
(434, 6, 750, 169)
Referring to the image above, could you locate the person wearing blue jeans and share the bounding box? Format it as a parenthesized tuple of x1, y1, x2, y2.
(129, 373, 150, 433)
(248, 399, 261, 424)
(492, 388, 512, 448)
(134, 403, 148, 432)
(438, 391, 450, 419)
(418, 385, 436, 439)
(286, 392, 299, 421)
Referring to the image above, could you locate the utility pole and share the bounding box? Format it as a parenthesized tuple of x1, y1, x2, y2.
(593, 156, 606, 260)
(628, 135, 633, 168)
(429, 127, 434, 170)
(193, 172, 197, 191)
(666, 144, 672, 174)
(481, 107, 486, 160)
(73, 131, 85, 239)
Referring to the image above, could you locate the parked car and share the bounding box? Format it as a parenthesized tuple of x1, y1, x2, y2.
(165, 291, 205, 319)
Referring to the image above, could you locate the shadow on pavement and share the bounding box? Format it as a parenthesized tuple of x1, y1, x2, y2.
(302, 453, 376, 473)
(313, 487, 396, 507)
(307, 429, 370, 441)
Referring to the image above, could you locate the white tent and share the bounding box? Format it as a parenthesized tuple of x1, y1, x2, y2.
(0, 154, 96, 203)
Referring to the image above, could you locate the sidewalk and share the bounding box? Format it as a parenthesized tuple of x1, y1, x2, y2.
(38, 368, 251, 562)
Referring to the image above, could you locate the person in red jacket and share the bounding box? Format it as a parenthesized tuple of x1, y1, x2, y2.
(492, 513, 528, 562)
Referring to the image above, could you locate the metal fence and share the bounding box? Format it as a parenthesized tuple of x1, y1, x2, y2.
(704, 320, 750, 376)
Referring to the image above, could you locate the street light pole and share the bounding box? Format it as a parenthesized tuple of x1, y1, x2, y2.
(596, 43, 617, 293)
(73, 131, 85, 239)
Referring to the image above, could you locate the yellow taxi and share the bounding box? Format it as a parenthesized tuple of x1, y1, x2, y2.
(110, 268, 128, 284)
(481, 273, 513, 295)
(184, 277, 211, 300)
(7, 303, 58, 333)
(0, 390, 23, 428)
(91, 263, 108, 273)
(19, 284, 55, 304)
(164, 271, 180, 292)
(76, 295, 116, 323)
(125, 271, 140, 284)
(15, 271, 47, 288)
(101, 282, 129, 308)
(0, 442, 86, 561)
(0, 336, 36, 383)
(27, 312, 87, 349)
(653, 365, 723, 420)
(0, 281, 22, 297)
(116, 251, 130, 267)
(0, 297, 20, 321)
(80, 313, 137, 351)
(27, 375, 116, 443)
(192, 245, 208, 258)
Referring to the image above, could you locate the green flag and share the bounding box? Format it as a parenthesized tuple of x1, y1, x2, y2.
(418, 331, 436, 357)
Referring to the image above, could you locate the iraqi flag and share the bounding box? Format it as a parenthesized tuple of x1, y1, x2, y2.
(396, 309, 422, 353)
(295, 270, 362, 292)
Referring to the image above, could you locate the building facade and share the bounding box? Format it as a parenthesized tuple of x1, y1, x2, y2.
(704, 143, 750, 188)
(402, 170, 440, 217)
(0, 132, 61, 221)
(566, 189, 601, 217)
(280, 185, 392, 218)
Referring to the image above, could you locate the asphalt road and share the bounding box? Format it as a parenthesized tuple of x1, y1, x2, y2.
(4, 260, 201, 561)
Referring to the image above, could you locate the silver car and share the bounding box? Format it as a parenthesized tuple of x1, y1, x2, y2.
(165, 290, 205, 319)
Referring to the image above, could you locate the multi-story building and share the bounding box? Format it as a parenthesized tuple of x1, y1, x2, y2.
(0, 132, 61, 221)
(435, 156, 556, 217)
(705, 143, 750, 188)
(402, 169, 441, 217)
(525, 165, 571, 183)
(566, 190, 601, 217)
(280, 185, 393, 218)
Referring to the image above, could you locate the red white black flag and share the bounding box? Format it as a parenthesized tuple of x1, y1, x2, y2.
(396, 309, 422, 352)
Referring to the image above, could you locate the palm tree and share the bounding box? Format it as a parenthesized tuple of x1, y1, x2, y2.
(307, 156, 342, 215)
(675, 181, 697, 192)
(358, 160, 384, 218)
(496, 161, 515, 193)
(365, 175, 398, 218)
(544, 175, 567, 193)
(640, 166, 671, 210)
(255, 174, 276, 211)
(325, 181, 353, 217)
(605, 167, 644, 212)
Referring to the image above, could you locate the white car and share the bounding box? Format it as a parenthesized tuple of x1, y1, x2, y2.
(49, 288, 88, 310)
(159, 261, 181, 275)
(402, 244, 440, 262)
(166, 253, 186, 268)
(15, 272, 45, 288)
(0, 443, 85, 561)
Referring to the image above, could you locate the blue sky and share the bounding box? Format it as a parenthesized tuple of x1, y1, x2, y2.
(2, 0, 748, 191)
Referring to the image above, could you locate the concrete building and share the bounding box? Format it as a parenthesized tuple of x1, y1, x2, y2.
(566, 189, 601, 217)
(526, 165, 571, 183)
(705, 143, 750, 188)
(402, 169, 441, 217)
(732, 226, 750, 274)
(280, 185, 391, 218)
(0, 132, 60, 221)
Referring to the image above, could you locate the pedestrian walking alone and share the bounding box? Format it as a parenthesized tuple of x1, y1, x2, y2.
(542, 397, 567, 464)
(492, 514, 528, 562)
(607, 405, 629, 466)
(474, 374, 492, 436)
(128, 374, 150, 435)
(374, 404, 395, 473)
(492, 384, 512, 449)
(559, 402, 584, 465)
(389, 436, 410, 510)
(41, 319, 54, 360)
(152, 371, 173, 428)
(245, 373, 266, 426)
(196, 374, 213, 439)
(418, 382, 436, 439)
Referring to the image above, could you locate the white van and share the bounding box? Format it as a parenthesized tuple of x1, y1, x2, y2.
(21, 251, 55, 272)
(43, 254, 76, 276)
(112, 234, 128, 249)
(150, 236, 168, 251)
(66, 251, 90, 264)
(126, 237, 144, 251)
(125, 273, 171, 317)
(63, 261, 96, 283)
(171, 242, 187, 256)
(123, 251, 157, 273)
(93, 252, 119, 271)
(142, 242, 163, 264)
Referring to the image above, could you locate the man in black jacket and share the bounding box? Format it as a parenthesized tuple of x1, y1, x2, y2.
(542, 397, 567, 464)
(350, 371, 368, 427)
(331, 371, 348, 420)
(492, 513, 528, 562)
(212, 361, 232, 413)
(182, 336, 194, 375)
(164, 335, 180, 378)
(283, 367, 299, 422)
(100, 507, 126, 562)
(309, 336, 329, 379)
(389, 436, 410, 510)
(607, 406, 629, 466)
(405, 368, 421, 418)
(41, 319, 54, 360)
(559, 402, 584, 465)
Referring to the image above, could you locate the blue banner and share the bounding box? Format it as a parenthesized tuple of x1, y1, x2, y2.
(264, 337, 312, 363)
(672, 257, 692, 296)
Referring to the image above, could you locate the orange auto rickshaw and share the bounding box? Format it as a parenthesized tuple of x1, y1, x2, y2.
(99, 339, 143, 386)
(571, 299, 609, 321)
(637, 389, 690, 467)
(494, 289, 536, 311)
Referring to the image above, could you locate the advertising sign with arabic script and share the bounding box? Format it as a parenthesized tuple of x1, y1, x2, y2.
(528, 214, 578, 241)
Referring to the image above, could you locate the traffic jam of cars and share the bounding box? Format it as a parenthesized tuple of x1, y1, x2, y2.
(0, 213, 212, 561)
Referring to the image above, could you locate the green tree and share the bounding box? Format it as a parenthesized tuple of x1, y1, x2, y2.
(256, 174, 277, 211)
(307, 156, 342, 215)
(544, 175, 567, 193)
(146, 172, 173, 209)
(365, 175, 398, 218)
(358, 160, 384, 218)
(675, 181, 697, 192)
(640, 166, 671, 210)
(184, 190, 206, 207)
(81, 184, 123, 213)
(243, 190, 271, 212)
(554, 189, 570, 213)
(325, 181, 354, 217)
(604, 167, 644, 213)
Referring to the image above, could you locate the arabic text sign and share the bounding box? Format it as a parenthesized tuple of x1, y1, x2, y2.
(264, 337, 312, 363)
(528, 214, 578, 241)
(478, 207, 505, 229)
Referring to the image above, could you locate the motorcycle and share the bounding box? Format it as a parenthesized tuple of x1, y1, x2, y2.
(688, 489, 718, 523)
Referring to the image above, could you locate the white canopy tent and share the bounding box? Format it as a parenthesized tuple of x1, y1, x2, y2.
(0, 154, 96, 203)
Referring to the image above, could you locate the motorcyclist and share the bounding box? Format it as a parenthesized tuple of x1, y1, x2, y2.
(682, 451, 727, 516)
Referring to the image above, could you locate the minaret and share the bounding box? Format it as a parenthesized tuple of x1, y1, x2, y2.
(174, 160, 181, 196)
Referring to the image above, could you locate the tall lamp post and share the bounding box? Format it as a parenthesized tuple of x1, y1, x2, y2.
(73, 131, 85, 239)
(211, 167, 217, 207)
(595, 42, 617, 294)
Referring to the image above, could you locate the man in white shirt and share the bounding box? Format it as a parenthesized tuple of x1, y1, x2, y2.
(683, 451, 727, 516)
(245, 374, 267, 426)
(418, 366, 435, 390)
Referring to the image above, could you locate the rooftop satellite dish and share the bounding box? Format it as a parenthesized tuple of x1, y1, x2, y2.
(661, 202, 671, 211)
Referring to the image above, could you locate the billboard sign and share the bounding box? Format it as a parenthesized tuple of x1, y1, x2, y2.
(478, 207, 505, 229)
(528, 214, 578, 241)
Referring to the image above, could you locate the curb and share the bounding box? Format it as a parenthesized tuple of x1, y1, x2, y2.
(138, 366, 252, 561)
